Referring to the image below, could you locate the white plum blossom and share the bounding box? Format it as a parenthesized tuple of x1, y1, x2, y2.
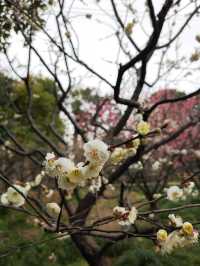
(46, 202, 61, 217)
(29, 171, 45, 187)
(57, 232, 70, 241)
(152, 161, 160, 171)
(149, 213, 155, 219)
(166, 186, 183, 202)
(1, 185, 29, 207)
(130, 161, 143, 171)
(102, 176, 109, 185)
(113, 206, 127, 217)
(48, 252, 57, 262)
(1, 193, 9, 206)
(113, 206, 138, 226)
(134, 113, 143, 123)
(159, 230, 182, 254)
(159, 158, 168, 164)
(13, 113, 22, 119)
(192, 190, 199, 197)
(171, 149, 180, 155)
(24, 182, 32, 192)
(46, 152, 56, 161)
(83, 139, 110, 164)
(153, 193, 162, 199)
(183, 182, 195, 196)
(89, 176, 102, 194)
(187, 181, 195, 190)
(180, 149, 188, 155)
(88, 175, 110, 194)
(168, 214, 183, 228)
(107, 184, 115, 191)
(7, 185, 28, 206)
(46, 189, 54, 198)
(193, 150, 200, 159)
(43, 152, 57, 177)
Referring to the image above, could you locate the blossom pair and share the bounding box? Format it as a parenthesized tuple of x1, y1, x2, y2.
(166, 182, 196, 202)
(157, 217, 198, 254)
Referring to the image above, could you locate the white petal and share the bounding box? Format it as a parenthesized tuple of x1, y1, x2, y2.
(55, 158, 74, 172)
(1, 193, 9, 205)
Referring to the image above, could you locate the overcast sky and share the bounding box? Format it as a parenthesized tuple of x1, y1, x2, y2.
(1, 0, 200, 97)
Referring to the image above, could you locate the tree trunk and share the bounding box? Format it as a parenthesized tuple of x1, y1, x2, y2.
(71, 235, 112, 266)
(90, 255, 112, 266)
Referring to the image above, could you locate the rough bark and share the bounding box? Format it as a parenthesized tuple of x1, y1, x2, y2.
(91, 255, 112, 266)
(71, 235, 112, 266)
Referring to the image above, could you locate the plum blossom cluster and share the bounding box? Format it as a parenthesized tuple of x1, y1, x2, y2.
(88, 175, 109, 194)
(43, 139, 110, 195)
(110, 118, 152, 165)
(113, 206, 138, 226)
(166, 182, 198, 202)
(110, 139, 140, 165)
(157, 218, 199, 254)
(0, 139, 111, 207)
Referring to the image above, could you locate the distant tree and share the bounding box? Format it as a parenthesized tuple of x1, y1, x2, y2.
(0, 0, 48, 50)
(148, 89, 200, 172)
(0, 73, 65, 149)
(0, 73, 65, 183)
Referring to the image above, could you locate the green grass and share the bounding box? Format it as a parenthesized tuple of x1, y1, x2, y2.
(0, 209, 86, 266)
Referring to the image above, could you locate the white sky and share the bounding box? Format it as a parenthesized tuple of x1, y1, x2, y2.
(1, 0, 200, 99)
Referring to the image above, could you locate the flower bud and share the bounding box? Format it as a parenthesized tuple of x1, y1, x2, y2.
(182, 222, 193, 236)
(157, 229, 168, 241)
